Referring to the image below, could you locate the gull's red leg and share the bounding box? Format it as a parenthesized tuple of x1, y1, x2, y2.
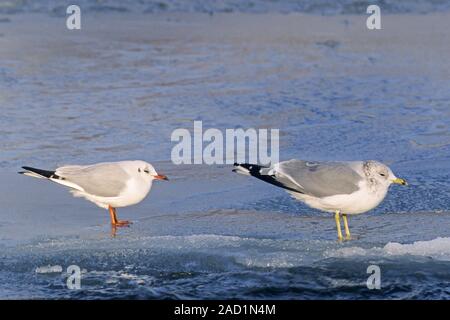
(108, 205, 131, 227)
(108, 205, 117, 225)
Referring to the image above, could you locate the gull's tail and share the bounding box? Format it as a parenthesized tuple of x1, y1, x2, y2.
(232, 163, 268, 177)
(233, 162, 277, 184)
(232, 162, 303, 194)
(19, 166, 58, 179)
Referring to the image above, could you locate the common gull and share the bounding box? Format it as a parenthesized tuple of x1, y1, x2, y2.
(233, 160, 407, 241)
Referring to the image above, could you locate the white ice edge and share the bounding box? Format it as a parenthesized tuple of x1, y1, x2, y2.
(325, 237, 450, 261)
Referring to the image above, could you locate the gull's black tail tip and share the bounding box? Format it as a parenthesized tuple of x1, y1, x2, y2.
(232, 163, 267, 176)
(19, 166, 55, 179)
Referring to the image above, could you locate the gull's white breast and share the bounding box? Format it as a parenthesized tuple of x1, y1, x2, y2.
(72, 174, 153, 209)
(290, 180, 389, 215)
(109, 176, 153, 208)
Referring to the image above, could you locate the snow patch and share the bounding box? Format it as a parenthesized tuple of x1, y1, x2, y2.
(325, 237, 450, 261)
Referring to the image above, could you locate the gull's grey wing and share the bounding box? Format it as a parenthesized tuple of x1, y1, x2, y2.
(55, 163, 129, 197)
(268, 159, 363, 198)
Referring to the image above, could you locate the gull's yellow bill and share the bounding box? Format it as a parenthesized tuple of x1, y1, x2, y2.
(392, 177, 408, 185)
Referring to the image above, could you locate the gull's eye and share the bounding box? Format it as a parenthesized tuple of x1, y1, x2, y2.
(144, 169, 150, 174)
(379, 173, 386, 177)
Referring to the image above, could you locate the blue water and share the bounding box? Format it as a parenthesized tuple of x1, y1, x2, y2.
(1, 0, 450, 15)
(1, 5, 450, 299)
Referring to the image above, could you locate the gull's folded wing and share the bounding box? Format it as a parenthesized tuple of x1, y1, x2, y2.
(55, 163, 129, 197)
(271, 160, 362, 198)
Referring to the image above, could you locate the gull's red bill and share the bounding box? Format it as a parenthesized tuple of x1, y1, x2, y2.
(154, 174, 168, 181)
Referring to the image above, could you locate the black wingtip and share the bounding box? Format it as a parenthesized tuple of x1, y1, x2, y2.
(233, 162, 304, 194)
(20, 166, 56, 179)
(233, 163, 269, 176)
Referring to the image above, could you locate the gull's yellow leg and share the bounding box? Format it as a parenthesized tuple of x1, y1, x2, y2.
(342, 214, 351, 240)
(334, 211, 343, 241)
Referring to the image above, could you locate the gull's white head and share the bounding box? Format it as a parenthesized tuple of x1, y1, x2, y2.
(133, 160, 168, 182)
(364, 160, 407, 186)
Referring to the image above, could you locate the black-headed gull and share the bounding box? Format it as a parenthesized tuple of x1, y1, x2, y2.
(20, 160, 168, 228)
(233, 160, 407, 241)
